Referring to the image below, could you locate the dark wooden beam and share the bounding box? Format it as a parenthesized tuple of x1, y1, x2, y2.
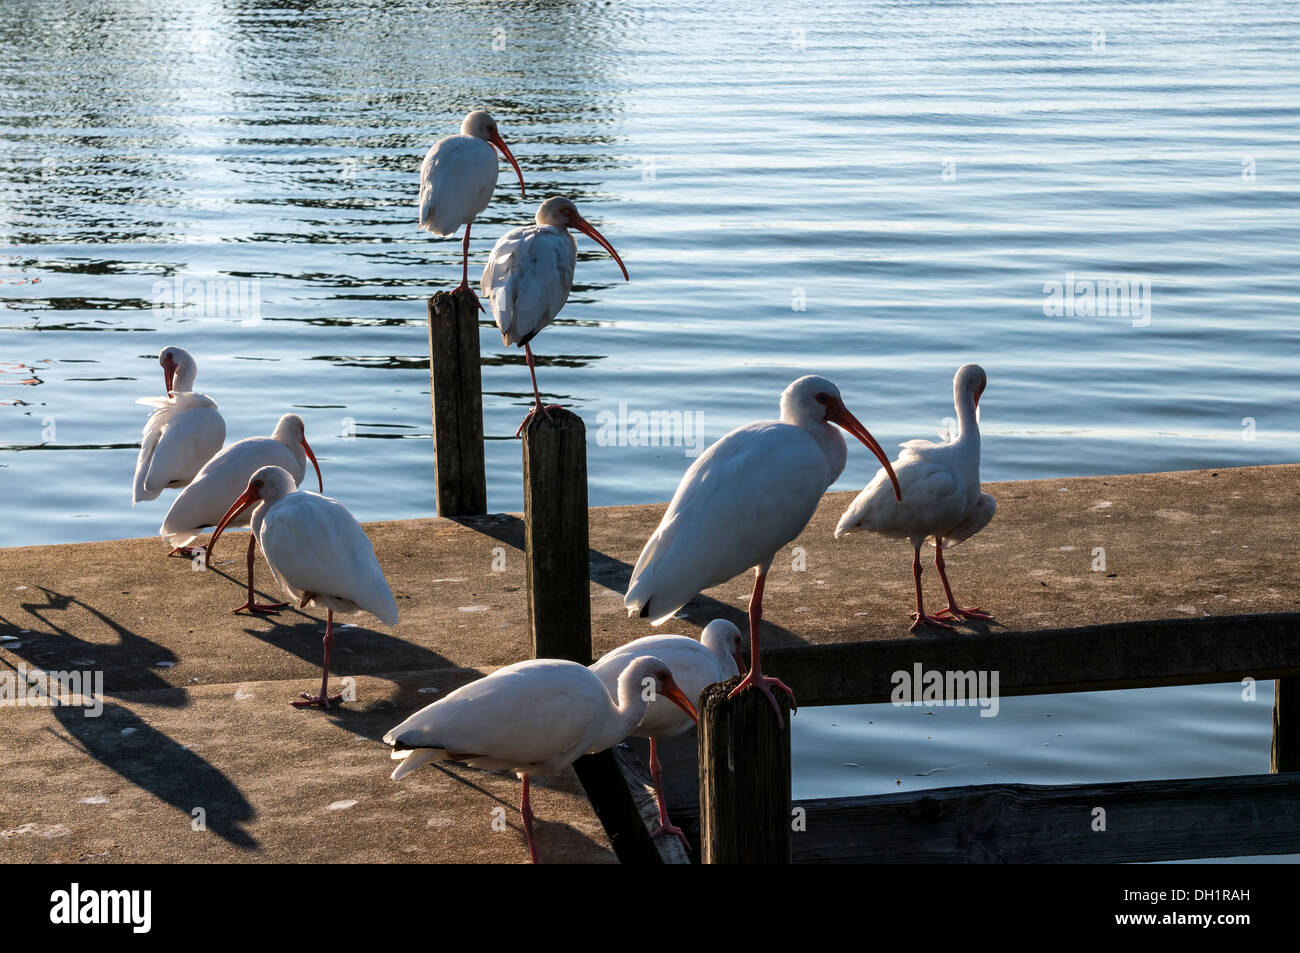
(763, 613, 1300, 707)
(775, 774, 1300, 863)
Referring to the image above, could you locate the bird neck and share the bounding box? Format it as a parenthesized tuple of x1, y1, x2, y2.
(608, 671, 653, 741)
(171, 363, 196, 394)
(954, 387, 980, 449)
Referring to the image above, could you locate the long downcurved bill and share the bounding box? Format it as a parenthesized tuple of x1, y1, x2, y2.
(302, 438, 323, 493)
(162, 355, 177, 396)
(571, 214, 629, 281)
(826, 397, 903, 501)
(205, 486, 259, 563)
(488, 132, 526, 199)
(661, 675, 699, 723)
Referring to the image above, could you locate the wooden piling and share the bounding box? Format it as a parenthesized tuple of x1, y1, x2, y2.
(521, 407, 590, 662)
(698, 675, 793, 863)
(1271, 676, 1300, 773)
(519, 406, 661, 862)
(427, 288, 486, 517)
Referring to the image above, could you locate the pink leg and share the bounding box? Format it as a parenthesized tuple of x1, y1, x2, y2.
(647, 738, 690, 853)
(293, 609, 346, 708)
(932, 538, 992, 622)
(514, 343, 563, 438)
(234, 534, 289, 615)
(520, 774, 539, 864)
(909, 546, 955, 633)
(727, 568, 797, 727)
(453, 222, 484, 312)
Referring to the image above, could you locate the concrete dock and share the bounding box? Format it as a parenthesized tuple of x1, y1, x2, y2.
(2, 464, 1297, 863)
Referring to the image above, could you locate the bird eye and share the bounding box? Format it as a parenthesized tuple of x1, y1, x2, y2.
(815, 394, 828, 404)
(253, 480, 263, 489)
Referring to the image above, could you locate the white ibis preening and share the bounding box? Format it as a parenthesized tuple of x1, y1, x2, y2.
(624, 376, 901, 723)
(418, 110, 526, 299)
(132, 346, 225, 505)
(385, 656, 697, 863)
(589, 619, 744, 851)
(836, 363, 994, 632)
(160, 413, 322, 613)
(206, 465, 398, 708)
(481, 196, 628, 435)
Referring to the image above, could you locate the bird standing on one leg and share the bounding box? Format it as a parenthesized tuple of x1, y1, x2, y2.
(206, 466, 397, 707)
(132, 346, 225, 508)
(481, 196, 628, 436)
(835, 363, 995, 633)
(624, 376, 901, 724)
(418, 110, 526, 304)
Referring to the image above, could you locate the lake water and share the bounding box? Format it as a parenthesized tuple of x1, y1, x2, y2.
(2, 0, 1297, 845)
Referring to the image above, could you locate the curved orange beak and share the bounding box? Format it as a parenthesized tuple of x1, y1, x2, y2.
(826, 397, 902, 501)
(488, 131, 525, 199)
(661, 674, 698, 723)
(571, 213, 629, 281)
(302, 438, 323, 493)
(731, 645, 746, 673)
(162, 354, 177, 395)
(205, 485, 259, 564)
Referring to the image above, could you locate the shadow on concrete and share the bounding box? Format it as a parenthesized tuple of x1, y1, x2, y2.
(3, 587, 181, 701)
(450, 514, 809, 648)
(46, 702, 258, 850)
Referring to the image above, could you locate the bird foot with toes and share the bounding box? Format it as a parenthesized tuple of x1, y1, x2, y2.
(651, 821, 691, 854)
(933, 604, 992, 622)
(234, 599, 288, 615)
(909, 611, 957, 633)
(292, 692, 345, 709)
(515, 402, 563, 438)
(728, 672, 797, 727)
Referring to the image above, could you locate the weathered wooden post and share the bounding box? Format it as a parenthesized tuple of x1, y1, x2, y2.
(521, 407, 590, 661)
(427, 288, 486, 517)
(698, 675, 793, 863)
(520, 407, 660, 862)
(1272, 677, 1300, 773)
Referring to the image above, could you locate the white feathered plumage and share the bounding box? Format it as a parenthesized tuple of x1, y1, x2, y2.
(835, 363, 994, 631)
(132, 346, 224, 505)
(384, 655, 696, 862)
(481, 196, 628, 431)
(206, 466, 397, 707)
(624, 376, 900, 721)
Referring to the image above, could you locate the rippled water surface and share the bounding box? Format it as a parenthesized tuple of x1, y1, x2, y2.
(2, 0, 1298, 824)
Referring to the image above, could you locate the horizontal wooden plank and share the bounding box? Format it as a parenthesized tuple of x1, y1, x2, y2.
(785, 773, 1300, 863)
(765, 613, 1300, 706)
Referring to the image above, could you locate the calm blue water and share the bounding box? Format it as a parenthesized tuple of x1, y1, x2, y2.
(2, 0, 1298, 838)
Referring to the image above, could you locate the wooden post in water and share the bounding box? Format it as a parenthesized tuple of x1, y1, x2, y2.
(427, 288, 486, 517)
(1271, 677, 1300, 773)
(698, 675, 793, 863)
(521, 407, 590, 661)
(520, 406, 660, 863)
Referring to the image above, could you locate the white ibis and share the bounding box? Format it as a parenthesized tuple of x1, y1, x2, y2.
(132, 346, 225, 505)
(419, 110, 526, 300)
(385, 655, 697, 863)
(624, 376, 902, 723)
(835, 364, 994, 632)
(160, 413, 322, 614)
(481, 196, 628, 435)
(206, 465, 397, 708)
(589, 619, 744, 851)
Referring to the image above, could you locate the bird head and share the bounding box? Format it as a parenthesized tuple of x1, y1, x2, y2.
(535, 197, 629, 281)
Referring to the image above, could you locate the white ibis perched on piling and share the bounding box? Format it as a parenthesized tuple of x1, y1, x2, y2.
(590, 619, 743, 851)
(835, 364, 994, 632)
(418, 110, 526, 301)
(207, 465, 398, 708)
(385, 655, 697, 863)
(160, 413, 322, 614)
(132, 346, 225, 506)
(481, 196, 629, 435)
(624, 376, 902, 723)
